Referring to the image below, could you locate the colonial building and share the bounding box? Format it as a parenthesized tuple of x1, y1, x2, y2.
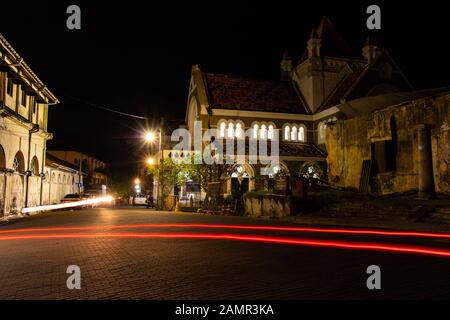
(0, 33, 59, 216)
(42, 153, 84, 205)
(184, 16, 413, 196)
(47, 150, 108, 186)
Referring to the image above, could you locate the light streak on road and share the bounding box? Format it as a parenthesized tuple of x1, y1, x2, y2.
(2, 223, 450, 240)
(20, 196, 113, 214)
(0, 232, 449, 258)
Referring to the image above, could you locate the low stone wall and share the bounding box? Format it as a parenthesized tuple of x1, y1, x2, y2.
(243, 192, 290, 218)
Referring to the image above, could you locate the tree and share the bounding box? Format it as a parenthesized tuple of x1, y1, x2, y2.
(184, 154, 233, 193)
(146, 158, 190, 200)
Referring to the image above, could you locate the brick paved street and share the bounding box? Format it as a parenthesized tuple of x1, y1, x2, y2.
(1, 207, 450, 299)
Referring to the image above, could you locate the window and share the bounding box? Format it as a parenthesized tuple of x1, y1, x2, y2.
(227, 123, 234, 138)
(318, 122, 327, 143)
(260, 124, 267, 139)
(6, 78, 13, 96)
(235, 123, 243, 138)
(21, 89, 27, 106)
(298, 126, 305, 142)
(33, 100, 37, 114)
(30, 156, 39, 176)
(219, 122, 226, 138)
(291, 126, 298, 141)
(13, 152, 25, 173)
(268, 125, 274, 140)
(253, 124, 259, 139)
(284, 126, 290, 141)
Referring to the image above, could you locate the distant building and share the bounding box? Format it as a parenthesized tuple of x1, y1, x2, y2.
(0, 33, 59, 216)
(42, 153, 84, 204)
(47, 150, 108, 186)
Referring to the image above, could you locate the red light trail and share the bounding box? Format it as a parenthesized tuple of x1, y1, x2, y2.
(1, 223, 450, 239)
(0, 232, 449, 258)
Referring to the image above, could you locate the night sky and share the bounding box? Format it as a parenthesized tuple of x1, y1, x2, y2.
(1, 0, 449, 177)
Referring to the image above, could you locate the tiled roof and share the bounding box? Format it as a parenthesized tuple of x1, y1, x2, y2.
(279, 142, 327, 158)
(221, 141, 326, 159)
(204, 73, 308, 114)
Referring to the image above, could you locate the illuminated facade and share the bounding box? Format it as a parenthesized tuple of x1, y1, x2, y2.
(0, 33, 59, 216)
(185, 16, 413, 195)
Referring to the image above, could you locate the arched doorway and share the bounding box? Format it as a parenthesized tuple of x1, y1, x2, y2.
(229, 163, 255, 194)
(299, 161, 324, 184)
(264, 161, 290, 191)
(231, 165, 250, 193)
(10, 151, 25, 213)
(0, 145, 5, 169)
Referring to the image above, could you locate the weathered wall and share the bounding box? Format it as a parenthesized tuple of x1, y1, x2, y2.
(326, 93, 450, 195)
(243, 193, 290, 218)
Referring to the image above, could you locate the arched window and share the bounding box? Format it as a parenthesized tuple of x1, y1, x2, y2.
(291, 126, 298, 141)
(0, 145, 5, 169)
(298, 126, 305, 142)
(52, 173, 56, 183)
(30, 156, 39, 176)
(253, 124, 259, 139)
(268, 125, 274, 140)
(318, 122, 327, 143)
(58, 174, 61, 184)
(284, 126, 290, 141)
(227, 123, 234, 138)
(218, 122, 226, 138)
(260, 124, 267, 139)
(235, 123, 243, 138)
(13, 151, 25, 173)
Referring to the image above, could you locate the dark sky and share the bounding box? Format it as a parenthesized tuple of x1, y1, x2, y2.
(1, 0, 449, 176)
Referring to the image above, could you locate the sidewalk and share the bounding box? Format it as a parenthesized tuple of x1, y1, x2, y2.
(282, 189, 450, 233)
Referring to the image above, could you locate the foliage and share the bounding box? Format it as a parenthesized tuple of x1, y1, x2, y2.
(183, 154, 233, 193)
(146, 158, 191, 198)
(109, 171, 134, 198)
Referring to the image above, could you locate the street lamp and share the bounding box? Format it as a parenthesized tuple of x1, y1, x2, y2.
(145, 131, 156, 143)
(143, 124, 164, 209)
(134, 178, 140, 185)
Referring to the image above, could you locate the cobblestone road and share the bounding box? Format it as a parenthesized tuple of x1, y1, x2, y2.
(1, 207, 450, 299)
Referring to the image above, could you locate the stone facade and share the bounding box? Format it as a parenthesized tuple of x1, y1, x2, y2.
(0, 33, 59, 216)
(326, 92, 450, 195)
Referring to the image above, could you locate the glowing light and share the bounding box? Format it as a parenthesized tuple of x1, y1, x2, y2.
(146, 157, 155, 165)
(21, 196, 113, 214)
(0, 232, 449, 258)
(145, 132, 156, 142)
(134, 178, 140, 185)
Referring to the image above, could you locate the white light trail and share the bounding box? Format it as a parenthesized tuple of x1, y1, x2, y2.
(21, 196, 113, 214)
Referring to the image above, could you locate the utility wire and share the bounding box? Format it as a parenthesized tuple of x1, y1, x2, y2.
(64, 95, 151, 120)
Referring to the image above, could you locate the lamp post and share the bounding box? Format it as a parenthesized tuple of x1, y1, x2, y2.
(144, 119, 164, 209)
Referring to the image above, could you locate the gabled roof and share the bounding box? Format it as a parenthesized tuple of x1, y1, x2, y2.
(204, 73, 308, 114)
(317, 67, 367, 112)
